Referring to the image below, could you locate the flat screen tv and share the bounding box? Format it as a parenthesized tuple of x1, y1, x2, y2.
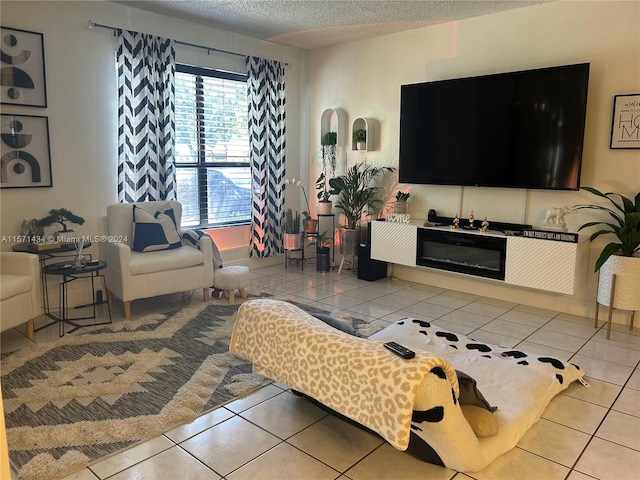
(399, 63, 590, 190)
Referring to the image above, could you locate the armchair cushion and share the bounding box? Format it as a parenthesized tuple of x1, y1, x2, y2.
(132, 204, 182, 252)
(129, 245, 205, 275)
(0, 274, 33, 301)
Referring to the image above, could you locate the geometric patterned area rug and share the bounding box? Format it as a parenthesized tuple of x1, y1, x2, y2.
(1, 300, 272, 480)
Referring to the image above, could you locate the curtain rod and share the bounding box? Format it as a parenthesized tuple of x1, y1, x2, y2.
(87, 20, 290, 66)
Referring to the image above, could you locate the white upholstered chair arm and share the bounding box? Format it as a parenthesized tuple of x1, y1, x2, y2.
(1, 252, 39, 278)
(98, 240, 131, 271)
(198, 235, 214, 286)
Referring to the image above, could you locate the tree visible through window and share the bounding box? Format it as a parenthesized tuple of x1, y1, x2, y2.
(175, 64, 251, 227)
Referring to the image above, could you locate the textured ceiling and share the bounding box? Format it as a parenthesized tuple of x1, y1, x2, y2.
(114, 0, 553, 49)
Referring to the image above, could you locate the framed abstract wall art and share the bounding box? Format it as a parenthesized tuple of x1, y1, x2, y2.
(0, 114, 52, 188)
(0, 26, 48, 107)
(610, 93, 640, 149)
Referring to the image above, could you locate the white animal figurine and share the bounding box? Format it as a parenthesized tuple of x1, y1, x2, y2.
(544, 206, 573, 228)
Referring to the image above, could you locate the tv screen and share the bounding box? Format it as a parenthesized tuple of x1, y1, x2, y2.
(399, 63, 590, 190)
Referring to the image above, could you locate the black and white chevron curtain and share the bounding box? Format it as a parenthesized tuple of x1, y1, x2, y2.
(116, 31, 176, 203)
(246, 56, 286, 258)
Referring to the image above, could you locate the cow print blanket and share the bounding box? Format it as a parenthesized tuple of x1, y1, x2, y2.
(370, 318, 586, 472)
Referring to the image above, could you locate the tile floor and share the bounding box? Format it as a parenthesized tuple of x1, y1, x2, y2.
(2, 263, 639, 480)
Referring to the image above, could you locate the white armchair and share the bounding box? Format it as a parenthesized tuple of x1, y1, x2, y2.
(0, 252, 41, 339)
(99, 201, 213, 318)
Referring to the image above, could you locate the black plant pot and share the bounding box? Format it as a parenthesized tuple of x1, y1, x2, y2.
(316, 247, 331, 273)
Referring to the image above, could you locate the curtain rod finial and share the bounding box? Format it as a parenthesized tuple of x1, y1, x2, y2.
(87, 20, 95, 30)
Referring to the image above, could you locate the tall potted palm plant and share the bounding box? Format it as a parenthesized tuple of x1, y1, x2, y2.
(329, 162, 394, 255)
(574, 187, 640, 336)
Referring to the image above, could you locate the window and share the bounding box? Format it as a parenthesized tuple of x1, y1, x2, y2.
(175, 64, 251, 227)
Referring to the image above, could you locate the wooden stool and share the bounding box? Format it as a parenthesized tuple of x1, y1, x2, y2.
(213, 266, 250, 304)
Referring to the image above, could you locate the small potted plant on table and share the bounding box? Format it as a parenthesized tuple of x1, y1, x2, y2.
(353, 129, 367, 150)
(283, 208, 302, 250)
(394, 190, 410, 214)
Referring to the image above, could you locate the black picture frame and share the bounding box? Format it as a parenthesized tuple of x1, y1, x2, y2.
(0, 114, 52, 188)
(610, 93, 640, 149)
(0, 26, 48, 108)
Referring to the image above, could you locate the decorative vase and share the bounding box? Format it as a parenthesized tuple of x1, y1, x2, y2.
(317, 201, 332, 215)
(74, 242, 86, 269)
(357, 141, 366, 150)
(303, 218, 318, 234)
(316, 247, 331, 273)
(339, 227, 360, 256)
(283, 233, 303, 250)
(394, 201, 408, 214)
(597, 254, 640, 310)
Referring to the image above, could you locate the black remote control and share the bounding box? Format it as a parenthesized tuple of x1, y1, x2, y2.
(384, 341, 416, 359)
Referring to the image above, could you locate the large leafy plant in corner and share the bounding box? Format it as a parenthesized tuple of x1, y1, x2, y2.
(574, 187, 640, 272)
(329, 163, 395, 229)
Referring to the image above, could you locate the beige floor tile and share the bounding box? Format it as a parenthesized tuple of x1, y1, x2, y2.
(555, 312, 597, 326)
(179, 416, 280, 476)
(342, 287, 387, 302)
(476, 296, 518, 309)
(514, 304, 559, 318)
(574, 437, 640, 480)
(561, 377, 622, 408)
(472, 447, 569, 480)
(566, 471, 599, 480)
(165, 406, 235, 443)
(316, 293, 366, 310)
(431, 318, 477, 336)
(625, 367, 640, 390)
(571, 354, 635, 386)
(393, 286, 440, 301)
(460, 300, 511, 319)
(613, 387, 640, 416)
(481, 317, 540, 339)
(288, 414, 384, 471)
(466, 329, 520, 348)
(543, 395, 608, 434)
(89, 435, 174, 479)
(0, 326, 35, 353)
(525, 330, 588, 352)
(227, 442, 339, 480)
(578, 340, 640, 367)
(239, 391, 327, 439)
(347, 301, 400, 319)
(437, 309, 495, 329)
(60, 468, 99, 480)
(106, 446, 220, 480)
(542, 317, 600, 339)
(425, 293, 476, 309)
(592, 327, 640, 351)
(345, 443, 456, 480)
(595, 410, 640, 450)
(407, 283, 448, 295)
(517, 418, 591, 467)
(404, 301, 454, 319)
(372, 293, 421, 310)
(224, 383, 284, 413)
(498, 309, 552, 327)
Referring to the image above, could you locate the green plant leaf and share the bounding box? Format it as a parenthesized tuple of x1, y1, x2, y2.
(594, 242, 625, 272)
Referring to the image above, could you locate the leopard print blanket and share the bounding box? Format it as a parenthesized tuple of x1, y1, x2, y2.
(229, 299, 459, 450)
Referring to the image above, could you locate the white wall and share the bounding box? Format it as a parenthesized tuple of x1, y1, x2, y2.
(308, 1, 640, 319)
(0, 1, 309, 270)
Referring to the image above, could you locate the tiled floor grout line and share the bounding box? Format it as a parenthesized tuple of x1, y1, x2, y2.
(565, 358, 640, 480)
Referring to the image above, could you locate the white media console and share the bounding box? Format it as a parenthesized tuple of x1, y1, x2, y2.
(370, 220, 584, 295)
